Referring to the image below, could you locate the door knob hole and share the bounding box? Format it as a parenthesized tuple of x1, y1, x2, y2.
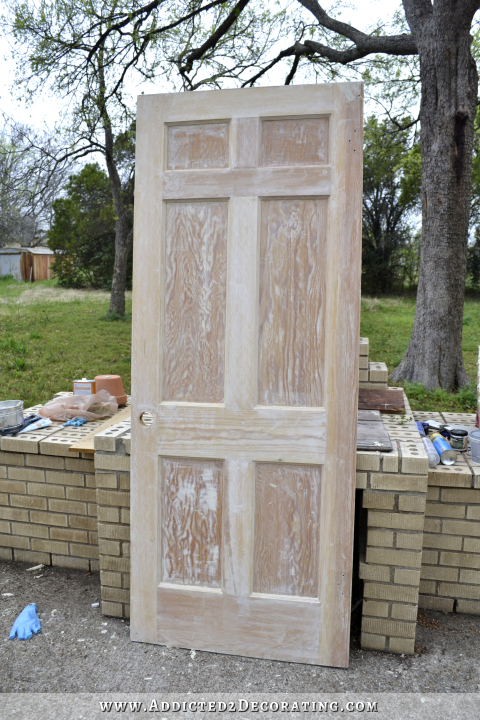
(139, 412, 153, 426)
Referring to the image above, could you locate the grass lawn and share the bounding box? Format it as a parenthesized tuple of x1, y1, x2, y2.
(0, 277, 478, 413)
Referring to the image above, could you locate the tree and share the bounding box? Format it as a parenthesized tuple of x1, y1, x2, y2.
(5, 1, 480, 386)
(48, 163, 129, 289)
(362, 116, 420, 294)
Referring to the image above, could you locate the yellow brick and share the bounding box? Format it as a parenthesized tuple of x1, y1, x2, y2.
(389, 637, 415, 654)
(364, 582, 418, 604)
(390, 604, 417, 621)
(65, 457, 95, 473)
(123, 574, 130, 589)
(366, 547, 422, 568)
(65, 487, 97, 502)
(1, 437, 40, 453)
(46, 471, 84, 487)
(367, 529, 394, 547)
(422, 549, 438, 565)
(368, 511, 424, 532)
(101, 586, 130, 604)
(0, 506, 29, 522)
(14, 549, 50, 565)
(396, 533, 423, 550)
(0, 519, 10, 534)
(85, 474, 96, 488)
(68, 515, 97, 531)
(424, 518, 441, 533)
(11, 522, 49, 539)
(363, 492, 395, 510)
(40, 438, 80, 457)
(95, 454, 130, 472)
(122, 542, 130, 558)
(422, 533, 462, 551)
(394, 569, 421, 586)
(90, 559, 100, 573)
(70, 543, 99, 559)
(0, 492, 7, 505)
(369, 362, 388, 383)
(48, 498, 87, 515)
(10, 495, 47, 510)
(361, 632, 386, 651)
(120, 508, 130, 524)
(399, 443, 429, 475)
(438, 583, 480, 600)
(119, 475, 130, 491)
(443, 519, 480, 537)
(419, 580, 436, 594)
(0, 467, 5, 479)
(99, 556, 130, 573)
(95, 472, 118, 490)
(101, 601, 124, 618)
(98, 523, 130, 541)
(355, 472, 367, 489)
(0, 533, 30, 549)
(398, 495, 426, 513)
(30, 510, 68, 527)
(356, 452, 380, 472)
(359, 369, 369, 382)
(421, 566, 458, 582)
(426, 487, 440, 501)
(89, 531, 98, 545)
(359, 563, 391, 582)
(426, 503, 466, 519)
(458, 569, 480, 584)
(52, 554, 90, 571)
(418, 595, 454, 612)
(27, 482, 65, 498)
(363, 600, 389, 617)
(26, 455, 64, 470)
(0, 547, 13, 561)
(362, 617, 416, 639)
(97, 506, 120, 523)
(96, 490, 130, 508)
(100, 570, 122, 588)
(31, 538, 69, 555)
(456, 599, 480, 614)
(467, 506, 480, 520)
(441, 488, 480, 504)
(0, 451, 25, 466)
(428, 466, 472, 488)
(88, 503, 98, 517)
(359, 355, 369, 369)
(2, 479, 28, 495)
(50, 527, 88, 543)
(99, 538, 121, 556)
(8, 467, 45, 483)
(382, 450, 399, 474)
(370, 474, 427, 493)
(464, 537, 480, 553)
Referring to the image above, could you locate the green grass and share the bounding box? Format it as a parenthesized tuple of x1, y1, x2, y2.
(361, 297, 479, 413)
(0, 276, 131, 408)
(0, 277, 479, 414)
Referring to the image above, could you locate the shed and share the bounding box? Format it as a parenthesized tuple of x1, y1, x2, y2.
(0, 246, 54, 282)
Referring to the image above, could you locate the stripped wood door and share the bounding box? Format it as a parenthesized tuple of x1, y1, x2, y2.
(131, 83, 363, 668)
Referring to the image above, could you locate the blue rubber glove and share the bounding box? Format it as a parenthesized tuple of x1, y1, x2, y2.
(9, 604, 41, 640)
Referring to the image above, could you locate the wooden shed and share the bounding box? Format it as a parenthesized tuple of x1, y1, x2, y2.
(0, 246, 54, 282)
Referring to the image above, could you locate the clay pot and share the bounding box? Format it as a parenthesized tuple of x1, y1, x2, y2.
(94, 375, 127, 405)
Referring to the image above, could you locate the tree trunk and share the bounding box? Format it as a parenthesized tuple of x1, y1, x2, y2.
(391, 3, 478, 390)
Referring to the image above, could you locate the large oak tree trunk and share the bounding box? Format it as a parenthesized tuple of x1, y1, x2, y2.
(391, 4, 478, 390)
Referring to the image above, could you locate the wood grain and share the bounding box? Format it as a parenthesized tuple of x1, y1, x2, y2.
(358, 388, 405, 413)
(253, 463, 321, 598)
(167, 123, 229, 169)
(163, 201, 228, 403)
(258, 199, 327, 407)
(162, 458, 223, 587)
(157, 405, 326, 464)
(262, 118, 328, 166)
(232, 118, 259, 168)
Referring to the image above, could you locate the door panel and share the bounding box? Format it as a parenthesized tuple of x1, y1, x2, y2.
(131, 83, 363, 668)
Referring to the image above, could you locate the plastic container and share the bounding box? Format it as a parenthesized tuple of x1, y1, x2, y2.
(94, 375, 127, 406)
(450, 428, 468, 451)
(0, 400, 24, 429)
(422, 436, 440, 467)
(469, 429, 480, 465)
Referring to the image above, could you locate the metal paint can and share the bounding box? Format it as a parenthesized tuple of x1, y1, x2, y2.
(430, 432, 456, 465)
(450, 429, 468, 451)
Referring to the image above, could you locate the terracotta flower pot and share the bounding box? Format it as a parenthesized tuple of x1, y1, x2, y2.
(94, 375, 127, 406)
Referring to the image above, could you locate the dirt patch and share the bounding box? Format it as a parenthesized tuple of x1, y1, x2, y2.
(1, 561, 480, 693)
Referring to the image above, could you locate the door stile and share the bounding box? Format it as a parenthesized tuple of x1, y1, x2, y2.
(316, 84, 363, 666)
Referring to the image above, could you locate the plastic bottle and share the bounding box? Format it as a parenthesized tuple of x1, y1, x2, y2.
(422, 436, 440, 467)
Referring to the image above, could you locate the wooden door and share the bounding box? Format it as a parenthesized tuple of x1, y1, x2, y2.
(131, 83, 363, 668)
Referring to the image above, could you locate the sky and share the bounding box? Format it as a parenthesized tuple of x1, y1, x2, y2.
(0, 0, 403, 131)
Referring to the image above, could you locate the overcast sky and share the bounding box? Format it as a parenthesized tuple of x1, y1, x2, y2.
(0, 0, 402, 130)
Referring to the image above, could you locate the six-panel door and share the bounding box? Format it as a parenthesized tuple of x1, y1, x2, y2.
(131, 83, 363, 667)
